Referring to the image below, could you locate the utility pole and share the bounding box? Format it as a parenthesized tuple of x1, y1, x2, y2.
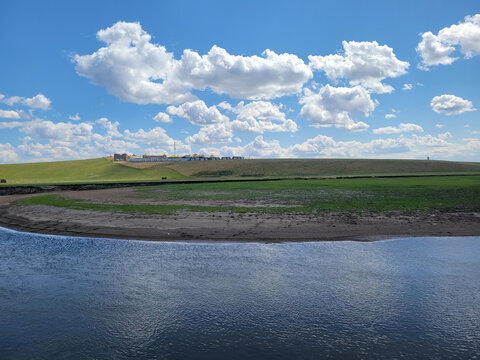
(174, 141, 176, 156)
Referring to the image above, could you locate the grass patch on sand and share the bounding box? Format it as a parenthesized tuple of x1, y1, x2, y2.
(20, 194, 297, 215)
(20, 176, 480, 215)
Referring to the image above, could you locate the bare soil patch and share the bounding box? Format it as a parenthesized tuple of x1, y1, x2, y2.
(0, 189, 478, 242)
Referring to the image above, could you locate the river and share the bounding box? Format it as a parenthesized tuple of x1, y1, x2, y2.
(0, 227, 479, 359)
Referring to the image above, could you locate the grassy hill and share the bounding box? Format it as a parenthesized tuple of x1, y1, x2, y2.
(0, 158, 187, 185)
(1, 157, 480, 185)
(167, 158, 480, 178)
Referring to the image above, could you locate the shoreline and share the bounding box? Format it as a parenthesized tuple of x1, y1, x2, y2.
(1, 194, 479, 243)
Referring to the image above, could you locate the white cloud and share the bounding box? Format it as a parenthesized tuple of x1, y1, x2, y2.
(185, 122, 233, 144)
(178, 46, 312, 100)
(0, 143, 19, 163)
(291, 135, 408, 157)
(430, 94, 476, 115)
(417, 14, 480, 69)
(227, 101, 298, 133)
(0, 109, 21, 119)
(20, 120, 93, 144)
(153, 112, 172, 123)
(0, 121, 22, 129)
(75, 22, 190, 105)
(309, 40, 409, 93)
(167, 100, 228, 125)
(96, 117, 121, 137)
(385, 114, 396, 119)
(123, 127, 190, 154)
(290, 132, 462, 159)
(373, 123, 424, 135)
(22, 94, 51, 110)
(435, 124, 444, 129)
(91, 134, 139, 154)
(69, 113, 81, 121)
(188, 131, 480, 161)
(299, 85, 375, 132)
(3, 94, 51, 110)
(200, 135, 289, 158)
(74, 21, 312, 105)
(438, 131, 452, 140)
(124, 127, 174, 145)
(17, 141, 89, 161)
(402, 83, 413, 91)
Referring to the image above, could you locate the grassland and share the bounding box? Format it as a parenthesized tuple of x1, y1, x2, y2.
(1, 157, 480, 185)
(20, 176, 480, 215)
(0, 158, 187, 185)
(168, 158, 480, 178)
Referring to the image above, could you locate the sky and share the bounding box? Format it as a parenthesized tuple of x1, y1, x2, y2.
(0, 0, 479, 163)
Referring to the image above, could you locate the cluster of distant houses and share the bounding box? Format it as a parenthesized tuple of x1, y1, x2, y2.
(113, 153, 244, 162)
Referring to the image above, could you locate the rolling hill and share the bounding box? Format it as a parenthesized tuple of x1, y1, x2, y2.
(1, 157, 480, 185)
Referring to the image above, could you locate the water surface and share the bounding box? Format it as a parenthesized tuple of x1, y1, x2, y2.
(0, 228, 479, 359)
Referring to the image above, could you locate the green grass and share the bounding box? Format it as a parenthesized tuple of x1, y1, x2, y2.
(20, 176, 480, 215)
(0, 158, 187, 185)
(2, 157, 480, 185)
(167, 158, 480, 178)
(21, 194, 297, 215)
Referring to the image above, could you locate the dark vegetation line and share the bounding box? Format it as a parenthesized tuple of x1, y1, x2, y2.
(1, 172, 479, 195)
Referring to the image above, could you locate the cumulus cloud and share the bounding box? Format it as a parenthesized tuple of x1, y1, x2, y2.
(225, 101, 298, 133)
(3, 94, 51, 110)
(123, 127, 190, 153)
(385, 114, 396, 119)
(69, 113, 81, 121)
(372, 123, 424, 135)
(178, 46, 312, 100)
(200, 135, 289, 158)
(417, 14, 480, 69)
(91, 134, 139, 154)
(0, 143, 19, 162)
(435, 124, 445, 129)
(185, 122, 233, 144)
(438, 131, 452, 140)
(124, 127, 174, 145)
(20, 120, 93, 144)
(299, 85, 375, 132)
(153, 112, 172, 123)
(290, 135, 408, 157)
(309, 41, 409, 93)
(96, 117, 121, 137)
(430, 94, 476, 115)
(198, 130, 478, 160)
(402, 83, 413, 91)
(0, 121, 22, 129)
(74, 21, 312, 104)
(167, 100, 228, 125)
(0, 109, 21, 119)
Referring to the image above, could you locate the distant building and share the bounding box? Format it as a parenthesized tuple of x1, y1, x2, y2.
(115, 152, 244, 162)
(113, 153, 128, 161)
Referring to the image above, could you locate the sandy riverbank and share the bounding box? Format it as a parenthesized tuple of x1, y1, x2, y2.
(0, 191, 479, 242)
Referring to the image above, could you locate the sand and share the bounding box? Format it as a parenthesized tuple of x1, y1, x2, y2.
(0, 190, 479, 242)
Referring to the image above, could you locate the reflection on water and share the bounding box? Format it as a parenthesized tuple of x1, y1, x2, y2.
(0, 227, 479, 359)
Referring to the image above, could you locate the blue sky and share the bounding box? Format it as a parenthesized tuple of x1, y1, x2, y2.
(0, 0, 479, 163)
